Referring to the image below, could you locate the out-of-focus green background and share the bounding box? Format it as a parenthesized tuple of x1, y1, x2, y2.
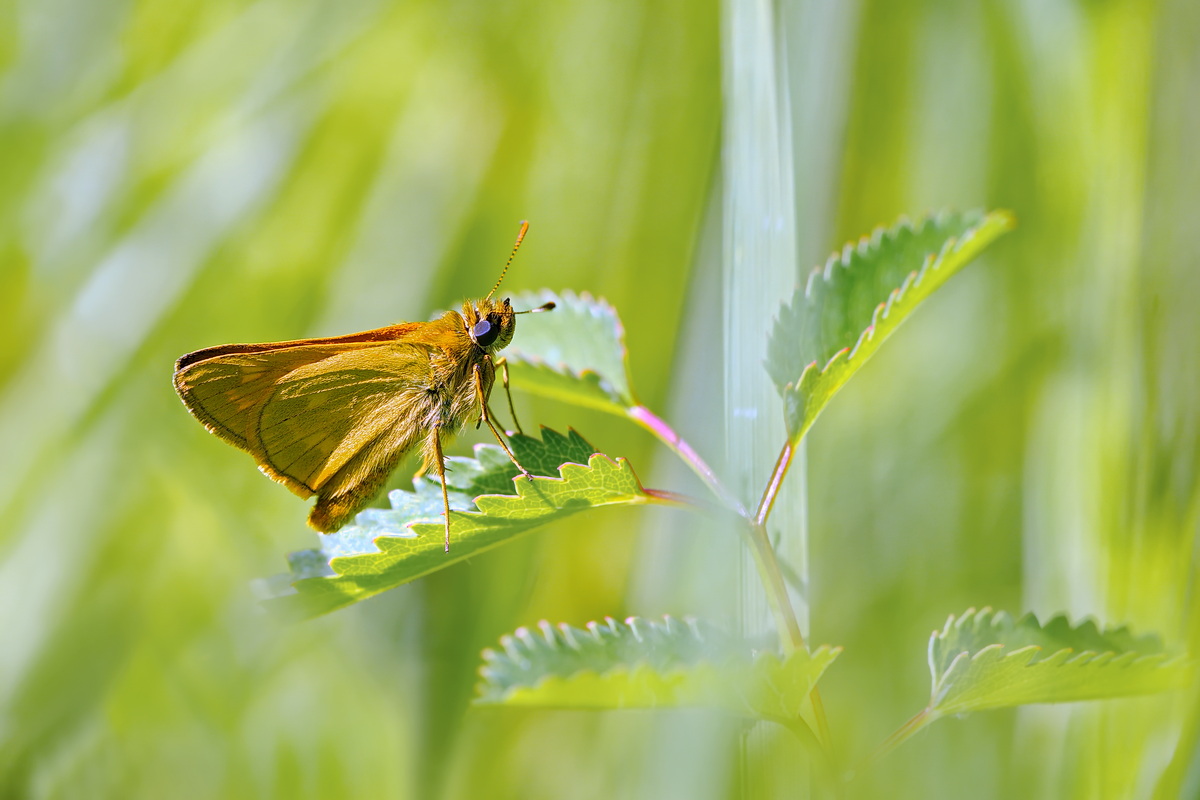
(1, 0, 1197, 797)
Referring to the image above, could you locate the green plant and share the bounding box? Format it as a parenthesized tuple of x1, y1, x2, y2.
(262, 209, 1188, 788)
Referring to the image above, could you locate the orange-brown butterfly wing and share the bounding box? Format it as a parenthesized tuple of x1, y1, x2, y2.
(255, 346, 435, 490)
(173, 321, 459, 530)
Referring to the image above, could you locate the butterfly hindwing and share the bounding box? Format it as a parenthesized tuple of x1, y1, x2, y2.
(254, 345, 435, 494)
(173, 326, 441, 501)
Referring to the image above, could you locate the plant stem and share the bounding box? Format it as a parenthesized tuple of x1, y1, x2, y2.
(756, 439, 796, 526)
(628, 404, 807, 649)
(743, 517, 835, 755)
(629, 403, 833, 751)
(742, 518, 806, 653)
(640, 487, 715, 513)
(627, 405, 747, 516)
(751, 437, 834, 750)
(860, 708, 936, 772)
(748, 516, 833, 752)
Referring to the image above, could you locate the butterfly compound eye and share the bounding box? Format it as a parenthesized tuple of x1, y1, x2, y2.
(472, 318, 500, 347)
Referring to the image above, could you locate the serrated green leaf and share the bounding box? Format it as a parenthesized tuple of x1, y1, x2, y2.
(262, 428, 655, 619)
(476, 616, 841, 723)
(504, 289, 636, 413)
(927, 607, 1191, 716)
(767, 210, 1015, 442)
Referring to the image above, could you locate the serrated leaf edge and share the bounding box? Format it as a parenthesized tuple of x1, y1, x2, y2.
(323, 452, 651, 571)
(931, 606, 1167, 660)
(928, 606, 1190, 714)
(476, 616, 842, 719)
(785, 210, 1015, 391)
(508, 288, 637, 408)
(267, 440, 656, 617)
(410, 452, 648, 532)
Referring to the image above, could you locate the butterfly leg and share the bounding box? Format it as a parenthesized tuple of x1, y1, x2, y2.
(473, 362, 533, 482)
(494, 356, 523, 435)
(431, 426, 452, 552)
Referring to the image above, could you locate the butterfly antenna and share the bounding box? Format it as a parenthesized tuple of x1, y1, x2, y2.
(516, 301, 556, 314)
(486, 221, 529, 300)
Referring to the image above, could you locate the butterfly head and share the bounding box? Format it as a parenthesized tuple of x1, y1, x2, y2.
(464, 297, 517, 352)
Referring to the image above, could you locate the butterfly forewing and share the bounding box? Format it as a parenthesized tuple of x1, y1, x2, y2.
(255, 346, 435, 492)
(175, 348, 330, 461)
(173, 323, 444, 506)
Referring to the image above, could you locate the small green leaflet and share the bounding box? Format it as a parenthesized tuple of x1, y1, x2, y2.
(477, 616, 841, 723)
(766, 210, 1015, 442)
(505, 289, 636, 414)
(927, 607, 1190, 717)
(262, 429, 656, 619)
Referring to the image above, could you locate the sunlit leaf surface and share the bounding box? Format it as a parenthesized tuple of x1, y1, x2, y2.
(477, 616, 840, 723)
(766, 210, 1014, 442)
(926, 608, 1190, 716)
(504, 289, 636, 413)
(265, 429, 655, 618)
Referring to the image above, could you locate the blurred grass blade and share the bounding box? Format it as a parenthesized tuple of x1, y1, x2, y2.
(476, 616, 840, 723)
(766, 210, 1015, 442)
(503, 289, 636, 413)
(264, 428, 657, 619)
(927, 607, 1190, 716)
